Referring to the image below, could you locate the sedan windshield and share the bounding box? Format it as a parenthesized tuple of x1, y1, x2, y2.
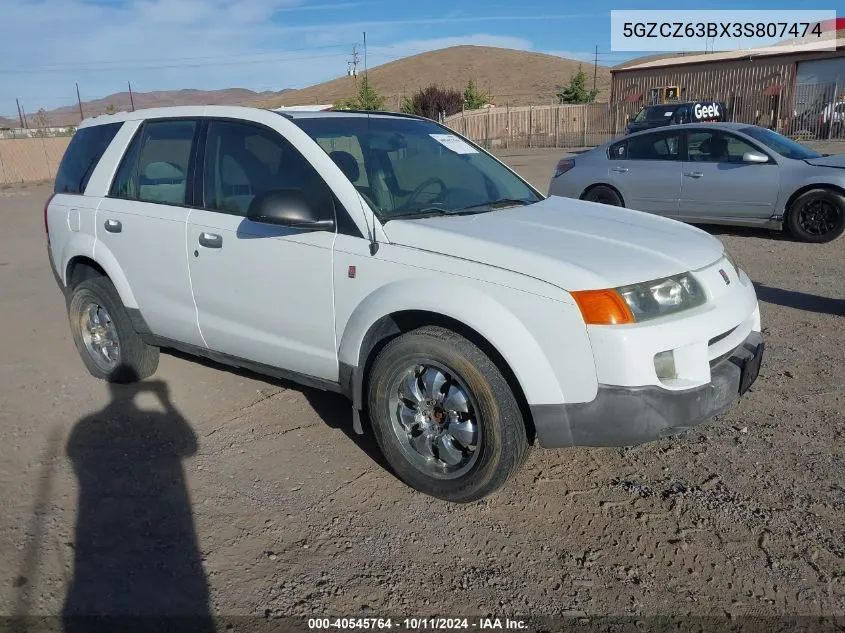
(739, 126, 821, 160)
(291, 115, 542, 220)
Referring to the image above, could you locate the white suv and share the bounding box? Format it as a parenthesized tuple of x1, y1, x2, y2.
(47, 106, 764, 502)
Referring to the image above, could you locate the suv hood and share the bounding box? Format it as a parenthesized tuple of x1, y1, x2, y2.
(804, 154, 845, 169)
(383, 197, 725, 291)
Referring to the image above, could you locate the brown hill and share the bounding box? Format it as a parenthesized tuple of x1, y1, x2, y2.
(2, 88, 293, 128)
(260, 46, 612, 110)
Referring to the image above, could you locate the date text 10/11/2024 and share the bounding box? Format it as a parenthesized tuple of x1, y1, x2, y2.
(307, 618, 528, 630)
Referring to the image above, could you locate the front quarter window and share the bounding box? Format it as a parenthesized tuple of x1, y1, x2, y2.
(292, 115, 542, 220)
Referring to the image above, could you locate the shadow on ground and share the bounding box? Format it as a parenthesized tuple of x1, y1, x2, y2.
(164, 349, 391, 473)
(57, 378, 216, 632)
(754, 282, 845, 317)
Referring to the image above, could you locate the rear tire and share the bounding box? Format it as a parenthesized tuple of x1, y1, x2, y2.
(67, 277, 159, 383)
(786, 189, 845, 243)
(367, 326, 528, 503)
(583, 185, 623, 207)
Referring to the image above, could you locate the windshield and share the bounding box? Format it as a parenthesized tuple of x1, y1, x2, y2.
(739, 126, 821, 160)
(292, 115, 542, 220)
(633, 105, 677, 123)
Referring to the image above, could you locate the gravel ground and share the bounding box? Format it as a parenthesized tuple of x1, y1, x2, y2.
(0, 148, 843, 630)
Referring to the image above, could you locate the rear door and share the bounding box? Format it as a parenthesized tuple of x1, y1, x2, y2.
(678, 128, 780, 220)
(608, 129, 682, 216)
(95, 118, 204, 346)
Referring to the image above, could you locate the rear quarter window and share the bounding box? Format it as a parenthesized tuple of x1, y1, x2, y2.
(608, 141, 627, 159)
(54, 123, 122, 194)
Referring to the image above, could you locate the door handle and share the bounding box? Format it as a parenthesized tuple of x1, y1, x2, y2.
(198, 232, 222, 248)
(610, 166, 629, 173)
(684, 171, 704, 178)
(103, 219, 122, 233)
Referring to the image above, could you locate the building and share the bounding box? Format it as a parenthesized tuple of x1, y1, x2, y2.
(610, 29, 845, 135)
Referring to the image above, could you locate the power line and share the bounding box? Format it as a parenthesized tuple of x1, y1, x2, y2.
(0, 46, 354, 75)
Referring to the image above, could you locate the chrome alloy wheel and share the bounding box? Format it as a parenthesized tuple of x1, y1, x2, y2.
(80, 302, 120, 369)
(387, 363, 480, 479)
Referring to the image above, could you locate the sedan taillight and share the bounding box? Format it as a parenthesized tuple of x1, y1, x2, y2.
(554, 159, 575, 178)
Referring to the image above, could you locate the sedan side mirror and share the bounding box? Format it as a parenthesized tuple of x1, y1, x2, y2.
(742, 151, 769, 164)
(246, 188, 335, 231)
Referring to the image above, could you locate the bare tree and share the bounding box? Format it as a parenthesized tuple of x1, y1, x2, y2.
(33, 108, 50, 135)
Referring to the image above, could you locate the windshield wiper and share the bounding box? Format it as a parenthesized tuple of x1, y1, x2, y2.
(382, 199, 533, 223)
(451, 198, 533, 214)
(381, 207, 450, 223)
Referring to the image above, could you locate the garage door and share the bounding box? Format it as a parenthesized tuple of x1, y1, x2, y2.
(796, 57, 845, 85)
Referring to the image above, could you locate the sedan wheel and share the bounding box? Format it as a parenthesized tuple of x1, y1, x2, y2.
(787, 189, 845, 243)
(584, 185, 623, 207)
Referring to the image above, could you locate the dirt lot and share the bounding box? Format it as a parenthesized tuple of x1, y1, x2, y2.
(1, 150, 844, 629)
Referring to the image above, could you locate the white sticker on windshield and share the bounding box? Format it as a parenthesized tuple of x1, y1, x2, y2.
(429, 133, 479, 154)
(664, 111, 674, 117)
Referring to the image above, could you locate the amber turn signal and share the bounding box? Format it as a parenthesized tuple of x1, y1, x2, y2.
(571, 289, 634, 325)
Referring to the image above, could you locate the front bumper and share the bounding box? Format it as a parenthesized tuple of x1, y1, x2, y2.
(532, 331, 764, 448)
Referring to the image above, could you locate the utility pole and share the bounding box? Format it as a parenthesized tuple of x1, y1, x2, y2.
(347, 45, 360, 88)
(128, 81, 135, 111)
(20, 104, 29, 128)
(15, 98, 24, 127)
(75, 83, 84, 122)
(363, 31, 368, 83)
(592, 45, 598, 95)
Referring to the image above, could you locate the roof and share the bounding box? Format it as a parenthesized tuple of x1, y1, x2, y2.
(613, 35, 845, 73)
(623, 121, 759, 138)
(76, 105, 422, 129)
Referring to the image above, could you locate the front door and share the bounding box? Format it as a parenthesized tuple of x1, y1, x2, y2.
(186, 118, 337, 380)
(679, 129, 780, 220)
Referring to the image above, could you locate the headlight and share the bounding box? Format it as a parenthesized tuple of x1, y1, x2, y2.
(617, 273, 706, 322)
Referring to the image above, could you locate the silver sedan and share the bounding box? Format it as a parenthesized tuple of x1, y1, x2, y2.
(548, 122, 845, 243)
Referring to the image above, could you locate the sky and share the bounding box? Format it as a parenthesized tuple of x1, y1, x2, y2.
(0, 0, 838, 116)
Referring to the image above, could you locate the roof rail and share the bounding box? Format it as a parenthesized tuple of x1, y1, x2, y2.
(305, 109, 437, 123)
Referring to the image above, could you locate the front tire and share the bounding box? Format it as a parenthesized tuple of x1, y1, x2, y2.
(786, 189, 845, 243)
(367, 326, 528, 502)
(67, 277, 159, 383)
(583, 185, 623, 207)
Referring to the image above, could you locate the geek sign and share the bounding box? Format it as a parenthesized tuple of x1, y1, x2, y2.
(692, 102, 725, 122)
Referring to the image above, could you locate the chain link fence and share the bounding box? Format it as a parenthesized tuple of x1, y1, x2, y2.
(443, 81, 845, 149)
(0, 134, 72, 185)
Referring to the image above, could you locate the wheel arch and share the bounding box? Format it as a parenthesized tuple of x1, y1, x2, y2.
(338, 281, 573, 443)
(580, 182, 625, 205)
(784, 182, 845, 218)
(63, 241, 138, 309)
(345, 310, 537, 444)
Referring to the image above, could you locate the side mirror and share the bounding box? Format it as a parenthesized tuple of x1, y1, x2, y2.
(742, 151, 769, 164)
(246, 188, 335, 231)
